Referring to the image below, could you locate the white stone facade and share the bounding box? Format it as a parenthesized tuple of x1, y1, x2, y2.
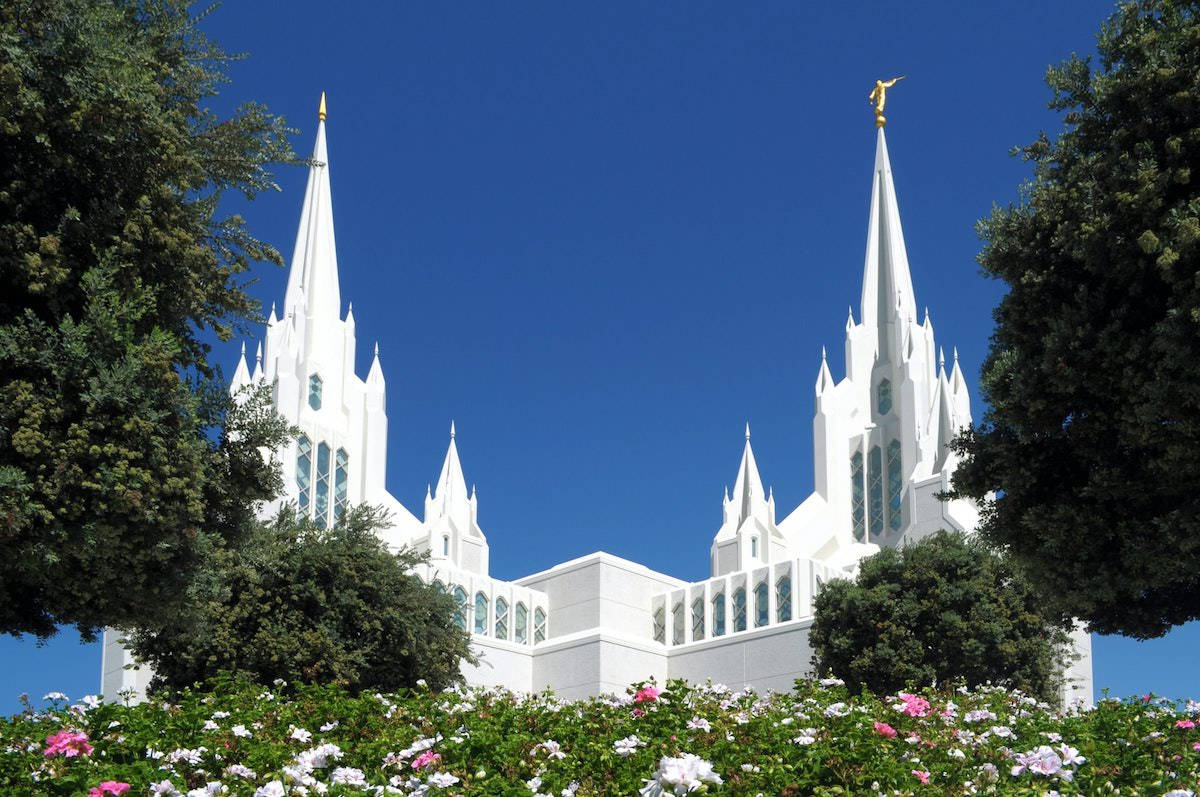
(102, 110, 1093, 707)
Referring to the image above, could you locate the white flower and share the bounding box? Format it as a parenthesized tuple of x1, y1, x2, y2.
(526, 776, 543, 792)
(211, 711, 230, 719)
(416, 679, 428, 688)
(254, 783, 285, 797)
(613, 735, 646, 757)
(80, 695, 102, 710)
(1163, 791, 1195, 797)
(686, 716, 711, 732)
(989, 725, 1015, 739)
(202, 720, 219, 731)
(225, 763, 257, 780)
(639, 753, 723, 797)
(231, 724, 251, 738)
(149, 781, 183, 796)
(819, 677, 845, 687)
(291, 726, 313, 743)
(427, 771, 460, 788)
(538, 740, 566, 760)
(823, 702, 850, 718)
(166, 747, 206, 765)
(1011, 746, 1063, 777)
(185, 785, 223, 797)
(793, 734, 817, 745)
(42, 692, 68, 702)
(1057, 744, 1085, 766)
(964, 709, 996, 723)
(296, 742, 344, 771)
(948, 748, 966, 759)
(331, 767, 367, 786)
(319, 720, 339, 732)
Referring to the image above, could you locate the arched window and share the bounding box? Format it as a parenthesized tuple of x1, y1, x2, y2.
(672, 602, 685, 645)
(431, 579, 446, 594)
(296, 435, 312, 513)
(750, 536, 759, 558)
(733, 588, 747, 632)
(867, 445, 884, 540)
(877, 378, 892, 415)
(691, 597, 705, 641)
(333, 448, 348, 522)
(474, 592, 488, 635)
(850, 451, 865, 542)
(652, 607, 666, 643)
(776, 575, 792, 622)
(315, 442, 331, 528)
(451, 586, 468, 631)
(887, 439, 903, 532)
(534, 607, 547, 643)
(754, 581, 769, 627)
(711, 592, 726, 637)
(442, 535, 450, 556)
(515, 602, 528, 644)
(495, 597, 509, 640)
(308, 373, 323, 411)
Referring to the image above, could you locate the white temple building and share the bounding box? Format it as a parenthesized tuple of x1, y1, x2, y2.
(103, 99, 1093, 706)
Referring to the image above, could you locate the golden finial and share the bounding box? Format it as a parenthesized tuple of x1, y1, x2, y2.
(868, 76, 905, 128)
(318, 91, 327, 122)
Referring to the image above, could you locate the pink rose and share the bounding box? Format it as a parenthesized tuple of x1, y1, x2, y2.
(634, 686, 661, 703)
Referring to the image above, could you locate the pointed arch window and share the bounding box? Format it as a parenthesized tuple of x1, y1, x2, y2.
(750, 536, 759, 559)
(877, 379, 892, 415)
(474, 592, 488, 635)
(296, 435, 312, 513)
(850, 451, 865, 542)
(887, 439, 903, 532)
(691, 597, 705, 641)
(315, 442, 331, 528)
(672, 602, 685, 645)
(867, 445, 884, 540)
(431, 579, 446, 594)
(451, 586, 468, 631)
(652, 607, 666, 643)
(515, 602, 528, 644)
(334, 448, 348, 522)
(754, 581, 769, 627)
(308, 373, 323, 411)
(776, 575, 792, 622)
(733, 587, 747, 632)
(534, 607, 547, 643)
(711, 592, 726, 637)
(495, 597, 509, 640)
(442, 535, 450, 556)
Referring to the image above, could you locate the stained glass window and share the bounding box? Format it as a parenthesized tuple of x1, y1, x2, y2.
(672, 603, 684, 645)
(515, 602, 528, 644)
(868, 445, 883, 540)
(777, 575, 792, 622)
(691, 597, 705, 641)
(315, 442, 331, 528)
(534, 608, 547, 643)
(887, 439, 903, 531)
(851, 451, 865, 542)
(334, 448, 348, 522)
(474, 592, 488, 635)
(877, 378, 892, 415)
(296, 435, 312, 513)
(754, 581, 769, 627)
(452, 586, 467, 631)
(308, 374, 323, 411)
(733, 588, 747, 632)
(495, 597, 509, 640)
(712, 593, 726, 637)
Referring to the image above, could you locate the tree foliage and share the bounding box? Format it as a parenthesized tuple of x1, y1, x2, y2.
(809, 532, 1073, 703)
(0, 0, 292, 638)
(127, 504, 474, 695)
(949, 0, 1200, 638)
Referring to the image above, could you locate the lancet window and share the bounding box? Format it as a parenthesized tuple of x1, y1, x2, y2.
(750, 536, 759, 558)
(334, 448, 348, 523)
(474, 592, 488, 635)
(887, 439, 903, 531)
(534, 608, 547, 643)
(776, 575, 792, 622)
(877, 378, 892, 415)
(308, 374, 323, 411)
(452, 586, 468, 631)
(442, 535, 450, 556)
(672, 603, 684, 645)
(868, 445, 884, 539)
(315, 442, 331, 528)
(691, 597, 705, 641)
(495, 597, 509, 640)
(653, 608, 666, 643)
(754, 581, 769, 627)
(733, 588, 747, 632)
(515, 602, 528, 644)
(711, 592, 726, 637)
(850, 451, 865, 542)
(296, 435, 312, 513)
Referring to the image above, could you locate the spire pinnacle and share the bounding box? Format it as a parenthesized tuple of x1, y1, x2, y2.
(374, 341, 379, 357)
(821, 345, 827, 361)
(450, 420, 456, 439)
(745, 422, 751, 440)
(859, 127, 918, 350)
(318, 91, 327, 121)
(938, 346, 946, 369)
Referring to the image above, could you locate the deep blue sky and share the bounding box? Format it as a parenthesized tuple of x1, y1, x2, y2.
(4, 0, 1196, 712)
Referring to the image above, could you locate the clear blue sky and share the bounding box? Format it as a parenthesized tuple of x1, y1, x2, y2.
(3, 0, 1195, 713)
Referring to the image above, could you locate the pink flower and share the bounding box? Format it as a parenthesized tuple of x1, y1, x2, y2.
(411, 750, 441, 770)
(912, 769, 931, 785)
(43, 730, 93, 758)
(1176, 719, 1195, 729)
(634, 686, 661, 703)
(631, 708, 646, 718)
(898, 693, 931, 717)
(1193, 742, 1200, 752)
(873, 722, 897, 738)
(88, 783, 130, 797)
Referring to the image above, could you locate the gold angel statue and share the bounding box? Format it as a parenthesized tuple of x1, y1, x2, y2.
(868, 76, 905, 127)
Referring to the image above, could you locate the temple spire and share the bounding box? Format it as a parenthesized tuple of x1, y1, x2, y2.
(282, 92, 341, 323)
(433, 423, 469, 508)
(859, 128, 917, 352)
(732, 425, 766, 525)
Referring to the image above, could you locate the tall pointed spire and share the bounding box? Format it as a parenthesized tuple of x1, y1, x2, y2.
(282, 92, 341, 323)
(230, 341, 250, 394)
(815, 346, 834, 395)
(732, 424, 766, 525)
(859, 128, 918, 351)
(433, 422, 469, 508)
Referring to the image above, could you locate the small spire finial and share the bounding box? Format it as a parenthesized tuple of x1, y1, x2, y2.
(868, 76, 905, 128)
(373, 341, 379, 357)
(318, 91, 327, 121)
(745, 422, 751, 440)
(953, 346, 959, 362)
(240, 341, 246, 356)
(821, 345, 827, 361)
(938, 346, 946, 369)
(450, 420, 456, 439)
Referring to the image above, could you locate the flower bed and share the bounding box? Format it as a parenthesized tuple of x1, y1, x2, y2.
(2, 676, 1197, 795)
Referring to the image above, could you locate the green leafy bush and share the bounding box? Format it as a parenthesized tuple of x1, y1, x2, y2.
(2, 676, 1198, 795)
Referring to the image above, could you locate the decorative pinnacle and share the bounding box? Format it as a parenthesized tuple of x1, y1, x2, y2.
(450, 420, 456, 439)
(373, 341, 379, 357)
(745, 422, 751, 440)
(938, 346, 946, 369)
(953, 346, 960, 362)
(240, 341, 246, 356)
(318, 91, 327, 121)
(821, 345, 827, 361)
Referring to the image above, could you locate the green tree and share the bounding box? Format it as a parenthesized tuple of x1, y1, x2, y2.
(809, 532, 1072, 703)
(949, 0, 1200, 638)
(0, 0, 291, 638)
(126, 505, 475, 694)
